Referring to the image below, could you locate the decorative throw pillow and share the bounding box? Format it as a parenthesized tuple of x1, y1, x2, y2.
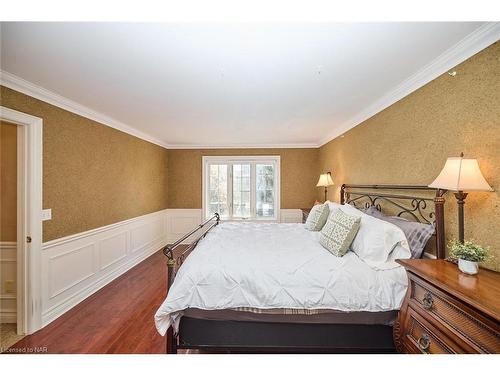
(319, 209, 361, 256)
(305, 203, 330, 231)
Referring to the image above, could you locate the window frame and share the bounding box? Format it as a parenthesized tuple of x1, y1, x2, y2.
(202, 155, 281, 222)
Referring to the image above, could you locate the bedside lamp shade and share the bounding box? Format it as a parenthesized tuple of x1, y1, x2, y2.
(429, 154, 493, 244)
(429, 157, 493, 192)
(317, 172, 334, 202)
(316, 173, 334, 187)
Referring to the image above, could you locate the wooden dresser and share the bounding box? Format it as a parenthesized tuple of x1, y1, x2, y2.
(394, 259, 500, 354)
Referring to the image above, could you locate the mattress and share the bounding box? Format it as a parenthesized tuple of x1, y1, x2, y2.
(183, 308, 398, 326)
(155, 222, 409, 335)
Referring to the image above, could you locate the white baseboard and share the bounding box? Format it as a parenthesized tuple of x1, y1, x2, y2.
(40, 209, 168, 328)
(423, 252, 437, 259)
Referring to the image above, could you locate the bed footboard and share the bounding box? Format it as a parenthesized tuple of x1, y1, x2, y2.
(161, 213, 220, 354)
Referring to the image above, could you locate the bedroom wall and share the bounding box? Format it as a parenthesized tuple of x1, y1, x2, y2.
(1, 121, 17, 241)
(0, 86, 169, 242)
(318, 41, 500, 271)
(167, 148, 319, 209)
(1, 121, 18, 323)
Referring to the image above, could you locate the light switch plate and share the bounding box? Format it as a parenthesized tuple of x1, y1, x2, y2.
(42, 209, 52, 221)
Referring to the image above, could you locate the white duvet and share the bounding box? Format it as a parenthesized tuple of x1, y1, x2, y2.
(155, 222, 409, 335)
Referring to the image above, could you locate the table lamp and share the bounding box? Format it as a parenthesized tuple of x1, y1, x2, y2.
(317, 172, 334, 202)
(429, 153, 493, 243)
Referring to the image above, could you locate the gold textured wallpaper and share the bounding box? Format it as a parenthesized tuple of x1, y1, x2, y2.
(0, 86, 169, 242)
(0, 121, 17, 241)
(319, 42, 500, 271)
(168, 148, 319, 209)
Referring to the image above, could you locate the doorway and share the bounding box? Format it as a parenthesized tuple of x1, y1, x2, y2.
(0, 106, 43, 346)
(0, 120, 24, 349)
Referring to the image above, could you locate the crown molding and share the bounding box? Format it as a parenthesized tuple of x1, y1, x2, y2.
(2, 22, 498, 150)
(0, 70, 170, 149)
(318, 22, 500, 147)
(165, 143, 318, 149)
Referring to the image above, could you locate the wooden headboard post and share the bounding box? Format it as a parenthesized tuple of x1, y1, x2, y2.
(340, 184, 447, 259)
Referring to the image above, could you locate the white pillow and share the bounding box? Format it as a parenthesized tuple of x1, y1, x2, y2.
(325, 200, 342, 212)
(339, 203, 411, 269)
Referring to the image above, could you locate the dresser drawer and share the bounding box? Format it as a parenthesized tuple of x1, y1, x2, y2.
(408, 274, 500, 353)
(403, 307, 461, 354)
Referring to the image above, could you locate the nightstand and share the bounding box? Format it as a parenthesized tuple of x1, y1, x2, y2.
(300, 208, 311, 223)
(394, 259, 500, 353)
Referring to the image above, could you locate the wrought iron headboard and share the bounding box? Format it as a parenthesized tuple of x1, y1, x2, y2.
(340, 184, 447, 259)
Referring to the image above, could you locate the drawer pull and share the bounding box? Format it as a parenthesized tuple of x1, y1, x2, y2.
(422, 292, 433, 310)
(417, 334, 431, 352)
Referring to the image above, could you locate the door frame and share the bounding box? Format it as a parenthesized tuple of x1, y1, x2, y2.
(1, 106, 43, 335)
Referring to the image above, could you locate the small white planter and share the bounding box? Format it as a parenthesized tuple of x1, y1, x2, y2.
(458, 259, 479, 275)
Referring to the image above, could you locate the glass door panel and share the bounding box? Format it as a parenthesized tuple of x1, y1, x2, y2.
(256, 164, 275, 218)
(208, 164, 229, 218)
(232, 164, 251, 218)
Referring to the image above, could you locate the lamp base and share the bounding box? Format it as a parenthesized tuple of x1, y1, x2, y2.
(454, 191, 468, 244)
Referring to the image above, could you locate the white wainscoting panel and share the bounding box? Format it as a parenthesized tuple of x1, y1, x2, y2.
(41, 209, 168, 327)
(49, 244, 96, 299)
(0, 242, 17, 323)
(99, 232, 128, 271)
(280, 209, 303, 223)
(131, 217, 165, 254)
(166, 209, 203, 244)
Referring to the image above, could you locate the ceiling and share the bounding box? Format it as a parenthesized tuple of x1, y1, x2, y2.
(0, 22, 494, 148)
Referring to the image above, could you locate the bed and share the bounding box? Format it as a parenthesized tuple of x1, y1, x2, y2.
(155, 184, 447, 353)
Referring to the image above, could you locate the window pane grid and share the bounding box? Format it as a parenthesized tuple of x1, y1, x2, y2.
(205, 158, 278, 220)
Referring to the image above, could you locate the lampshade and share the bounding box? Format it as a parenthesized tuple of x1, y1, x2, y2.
(429, 156, 493, 192)
(316, 173, 334, 187)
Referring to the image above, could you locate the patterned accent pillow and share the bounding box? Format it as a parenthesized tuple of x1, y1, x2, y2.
(319, 209, 361, 257)
(305, 203, 330, 231)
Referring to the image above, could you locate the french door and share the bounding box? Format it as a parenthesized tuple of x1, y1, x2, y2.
(203, 156, 280, 221)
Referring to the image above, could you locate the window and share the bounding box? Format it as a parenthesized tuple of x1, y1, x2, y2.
(203, 156, 280, 221)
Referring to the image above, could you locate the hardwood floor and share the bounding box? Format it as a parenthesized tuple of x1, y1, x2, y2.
(5, 249, 170, 354)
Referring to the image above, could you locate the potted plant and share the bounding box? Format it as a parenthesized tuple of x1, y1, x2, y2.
(448, 239, 490, 275)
